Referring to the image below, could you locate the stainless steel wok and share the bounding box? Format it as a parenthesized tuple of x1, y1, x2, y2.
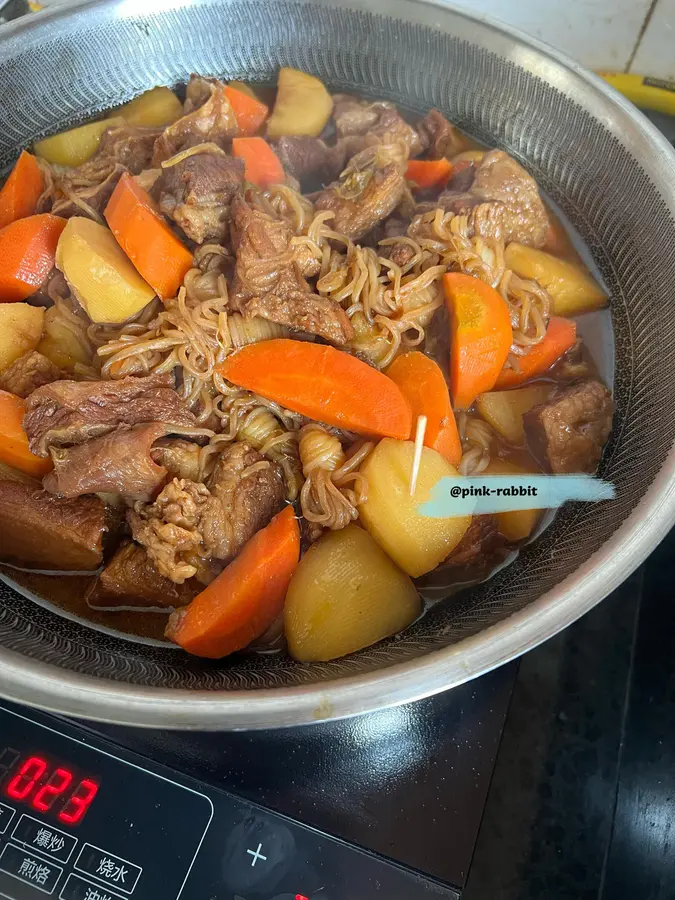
(0, 0, 674, 730)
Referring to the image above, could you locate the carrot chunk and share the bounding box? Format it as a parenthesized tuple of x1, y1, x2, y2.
(224, 85, 269, 136)
(218, 339, 413, 440)
(0, 390, 52, 478)
(443, 272, 513, 409)
(494, 317, 577, 388)
(0, 151, 44, 230)
(166, 506, 300, 658)
(232, 137, 285, 188)
(387, 351, 462, 466)
(104, 172, 193, 301)
(0, 214, 66, 303)
(405, 158, 453, 189)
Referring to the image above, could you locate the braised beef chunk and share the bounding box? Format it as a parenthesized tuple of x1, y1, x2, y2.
(332, 95, 422, 158)
(445, 516, 504, 567)
(154, 151, 245, 244)
(245, 293, 353, 346)
(206, 441, 285, 559)
(446, 163, 477, 193)
(129, 442, 285, 583)
(24, 373, 198, 457)
(152, 75, 237, 165)
(44, 424, 183, 501)
(52, 163, 126, 220)
(378, 216, 417, 269)
(315, 145, 407, 240)
(96, 125, 162, 175)
(470, 150, 549, 246)
(416, 150, 550, 247)
(88, 541, 198, 610)
(151, 438, 202, 482)
(333, 94, 381, 137)
(0, 481, 105, 570)
(524, 380, 613, 474)
(417, 109, 467, 160)
(230, 196, 354, 343)
(274, 136, 346, 189)
(0, 351, 62, 399)
(230, 193, 291, 298)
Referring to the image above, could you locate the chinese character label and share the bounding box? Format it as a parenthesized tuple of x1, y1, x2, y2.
(17, 855, 52, 885)
(34, 827, 67, 853)
(85, 888, 115, 900)
(97, 856, 129, 884)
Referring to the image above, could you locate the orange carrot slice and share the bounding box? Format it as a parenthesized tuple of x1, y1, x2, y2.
(104, 172, 193, 301)
(218, 339, 413, 440)
(443, 272, 513, 409)
(494, 317, 577, 388)
(387, 350, 462, 465)
(0, 151, 44, 230)
(0, 214, 66, 303)
(166, 505, 300, 658)
(232, 137, 285, 188)
(224, 85, 269, 136)
(0, 391, 52, 478)
(406, 158, 453, 189)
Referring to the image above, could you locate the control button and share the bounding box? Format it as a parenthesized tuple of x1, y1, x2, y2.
(246, 842, 268, 867)
(0, 842, 63, 894)
(222, 815, 296, 893)
(59, 872, 126, 900)
(12, 814, 78, 864)
(0, 803, 15, 835)
(74, 844, 141, 895)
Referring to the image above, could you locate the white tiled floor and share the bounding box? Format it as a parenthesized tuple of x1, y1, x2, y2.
(630, 0, 675, 79)
(447, 0, 654, 70)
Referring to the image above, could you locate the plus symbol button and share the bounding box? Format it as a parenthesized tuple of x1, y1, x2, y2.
(246, 842, 267, 867)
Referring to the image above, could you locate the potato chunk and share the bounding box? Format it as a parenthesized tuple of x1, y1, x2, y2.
(35, 116, 125, 168)
(0, 303, 44, 374)
(504, 243, 606, 316)
(267, 67, 333, 139)
(285, 524, 420, 662)
(485, 458, 541, 541)
(360, 438, 472, 577)
(116, 87, 183, 127)
(56, 217, 155, 324)
(476, 384, 552, 445)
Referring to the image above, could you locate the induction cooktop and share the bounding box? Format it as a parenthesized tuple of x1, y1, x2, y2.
(0, 663, 515, 900)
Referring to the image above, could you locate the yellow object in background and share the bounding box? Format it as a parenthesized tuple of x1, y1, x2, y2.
(599, 73, 675, 116)
(27, 2, 44, 10)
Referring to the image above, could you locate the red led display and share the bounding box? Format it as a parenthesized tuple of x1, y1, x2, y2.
(3, 753, 99, 826)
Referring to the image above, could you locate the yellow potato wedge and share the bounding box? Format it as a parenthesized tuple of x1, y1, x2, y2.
(485, 458, 541, 541)
(476, 384, 552, 445)
(56, 217, 155, 324)
(360, 438, 472, 577)
(0, 303, 44, 374)
(285, 524, 421, 662)
(267, 67, 333, 139)
(35, 116, 125, 168)
(504, 243, 607, 316)
(116, 87, 183, 128)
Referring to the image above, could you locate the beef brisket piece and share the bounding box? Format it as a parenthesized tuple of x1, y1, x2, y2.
(24, 373, 197, 457)
(524, 379, 613, 474)
(0, 480, 105, 570)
